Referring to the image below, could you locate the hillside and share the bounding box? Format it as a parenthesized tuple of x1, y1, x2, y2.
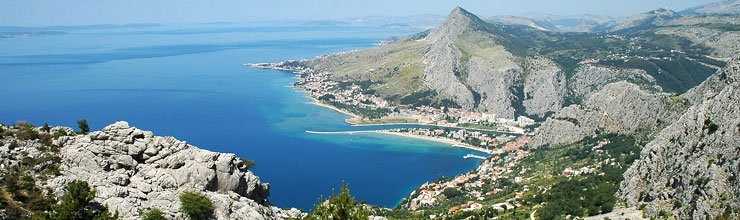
(681, 0, 740, 15)
(618, 57, 740, 219)
(265, 6, 730, 124)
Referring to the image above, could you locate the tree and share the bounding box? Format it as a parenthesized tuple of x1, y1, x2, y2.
(179, 191, 214, 220)
(305, 182, 369, 220)
(140, 208, 168, 220)
(41, 123, 51, 132)
(77, 119, 90, 134)
(50, 180, 118, 220)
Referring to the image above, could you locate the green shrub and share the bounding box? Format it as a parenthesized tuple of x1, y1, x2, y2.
(77, 119, 90, 134)
(179, 191, 214, 220)
(52, 129, 68, 139)
(50, 180, 118, 220)
(41, 123, 51, 132)
(305, 182, 369, 220)
(442, 187, 463, 199)
(140, 208, 168, 220)
(240, 158, 256, 170)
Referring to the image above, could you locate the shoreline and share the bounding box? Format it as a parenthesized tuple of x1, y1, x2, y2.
(245, 64, 527, 136)
(306, 130, 495, 155)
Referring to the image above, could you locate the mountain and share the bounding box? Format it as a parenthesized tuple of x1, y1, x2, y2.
(278, 6, 728, 122)
(618, 57, 740, 219)
(483, 16, 556, 31)
(681, 0, 740, 15)
(518, 13, 618, 32)
(610, 8, 681, 32)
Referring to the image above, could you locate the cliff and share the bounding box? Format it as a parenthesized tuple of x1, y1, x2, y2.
(618, 58, 740, 219)
(1, 121, 302, 219)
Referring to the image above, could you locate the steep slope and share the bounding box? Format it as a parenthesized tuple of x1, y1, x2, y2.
(681, 0, 740, 15)
(530, 81, 684, 148)
(610, 8, 681, 32)
(618, 58, 740, 219)
(294, 7, 567, 119)
(1, 122, 301, 220)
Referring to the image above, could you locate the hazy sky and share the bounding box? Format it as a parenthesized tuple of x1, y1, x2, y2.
(0, 0, 719, 26)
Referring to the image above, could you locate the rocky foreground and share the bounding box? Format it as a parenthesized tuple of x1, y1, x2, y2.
(1, 121, 302, 219)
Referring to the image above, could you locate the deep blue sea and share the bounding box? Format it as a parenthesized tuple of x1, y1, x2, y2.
(0, 24, 480, 210)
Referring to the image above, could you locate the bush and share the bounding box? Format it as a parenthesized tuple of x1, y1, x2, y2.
(305, 182, 369, 220)
(240, 158, 256, 170)
(442, 188, 463, 199)
(140, 208, 168, 220)
(15, 121, 39, 140)
(50, 180, 118, 220)
(179, 191, 214, 220)
(77, 119, 90, 134)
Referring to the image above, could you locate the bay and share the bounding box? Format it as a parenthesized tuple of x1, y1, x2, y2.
(0, 24, 481, 210)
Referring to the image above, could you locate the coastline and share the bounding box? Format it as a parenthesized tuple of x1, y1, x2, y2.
(306, 130, 495, 155)
(244, 63, 527, 136)
(305, 97, 361, 119)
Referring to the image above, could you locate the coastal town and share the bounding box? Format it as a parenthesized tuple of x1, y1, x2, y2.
(246, 61, 537, 135)
(402, 135, 532, 214)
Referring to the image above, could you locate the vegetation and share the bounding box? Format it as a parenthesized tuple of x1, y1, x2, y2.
(77, 119, 90, 135)
(48, 181, 118, 220)
(393, 134, 641, 219)
(327, 101, 392, 119)
(179, 191, 214, 220)
(139, 208, 168, 220)
(240, 158, 256, 170)
(345, 117, 418, 125)
(0, 122, 67, 219)
(305, 182, 369, 220)
(703, 118, 720, 135)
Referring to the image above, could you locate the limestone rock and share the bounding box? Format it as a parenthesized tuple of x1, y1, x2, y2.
(44, 121, 300, 220)
(618, 57, 740, 219)
(530, 81, 682, 148)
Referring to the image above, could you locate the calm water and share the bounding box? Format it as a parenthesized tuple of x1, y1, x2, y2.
(0, 24, 480, 210)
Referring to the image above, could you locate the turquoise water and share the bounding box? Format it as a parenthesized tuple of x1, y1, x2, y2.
(0, 24, 480, 210)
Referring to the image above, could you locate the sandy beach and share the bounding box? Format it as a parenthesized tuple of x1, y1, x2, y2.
(305, 98, 361, 119)
(306, 130, 494, 155)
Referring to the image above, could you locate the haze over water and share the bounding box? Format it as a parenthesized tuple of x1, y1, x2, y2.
(0, 24, 481, 210)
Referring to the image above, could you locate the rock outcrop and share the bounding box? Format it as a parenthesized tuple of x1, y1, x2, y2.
(522, 57, 567, 118)
(421, 7, 524, 118)
(618, 58, 740, 219)
(26, 121, 302, 219)
(569, 64, 660, 102)
(530, 81, 682, 148)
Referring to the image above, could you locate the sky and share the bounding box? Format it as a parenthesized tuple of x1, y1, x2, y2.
(0, 0, 721, 26)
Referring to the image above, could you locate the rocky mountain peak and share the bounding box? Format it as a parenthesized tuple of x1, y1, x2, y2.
(650, 7, 680, 18)
(426, 6, 489, 42)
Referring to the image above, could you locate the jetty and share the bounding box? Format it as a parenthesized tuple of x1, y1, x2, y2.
(463, 154, 487, 160)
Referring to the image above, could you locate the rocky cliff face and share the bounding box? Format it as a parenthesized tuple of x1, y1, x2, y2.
(421, 7, 524, 118)
(522, 57, 567, 118)
(570, 64, 661, 102)
(3, 121, 301, 220)
(529, 81, 682, 148)
(618, 58, 740, 219)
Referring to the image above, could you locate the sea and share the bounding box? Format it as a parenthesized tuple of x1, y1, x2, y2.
(0, 24, 481, 210)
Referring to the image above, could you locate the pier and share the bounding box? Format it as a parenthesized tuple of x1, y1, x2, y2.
(463, 154, 487, 160)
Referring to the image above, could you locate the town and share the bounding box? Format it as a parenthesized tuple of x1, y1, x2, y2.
(246, 61, 537, 135)
(402, 135, 532, 215)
